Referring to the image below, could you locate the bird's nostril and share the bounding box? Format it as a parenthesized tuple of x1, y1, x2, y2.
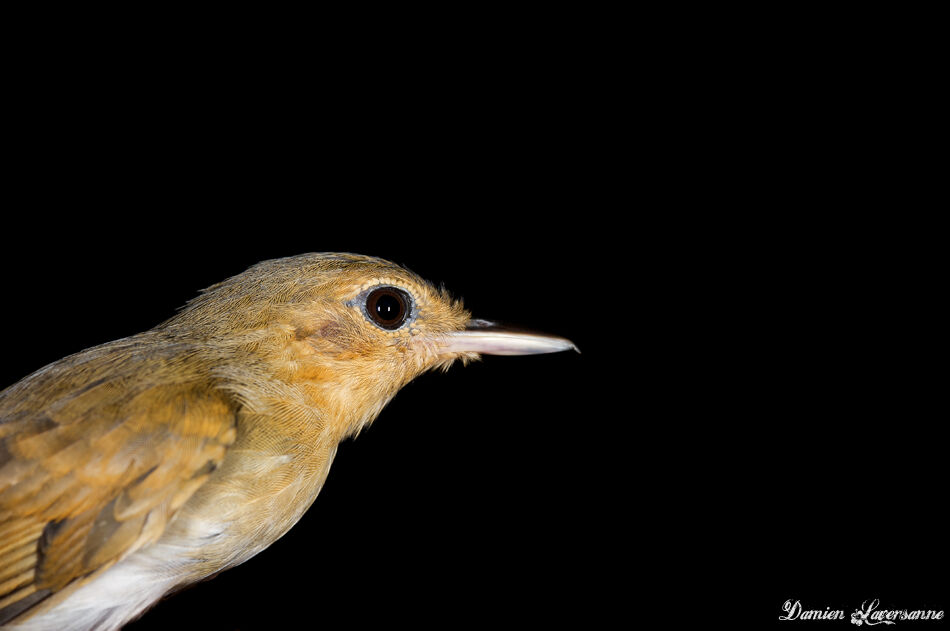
(464, 319, 496, 330)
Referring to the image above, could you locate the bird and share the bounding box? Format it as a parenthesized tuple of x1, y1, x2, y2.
(0, 252, 577, 630)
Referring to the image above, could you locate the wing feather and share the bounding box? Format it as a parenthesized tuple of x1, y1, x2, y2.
(0, 337, 237, 623)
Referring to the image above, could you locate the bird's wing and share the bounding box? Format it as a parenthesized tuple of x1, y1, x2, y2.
(0, 343, 238, 623)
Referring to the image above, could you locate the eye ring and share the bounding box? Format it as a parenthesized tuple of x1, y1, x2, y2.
(363, 286, 412, 330)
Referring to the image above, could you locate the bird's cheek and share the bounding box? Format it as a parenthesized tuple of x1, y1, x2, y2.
(293, 320, 352, 354)
(313, 322, 347, 345)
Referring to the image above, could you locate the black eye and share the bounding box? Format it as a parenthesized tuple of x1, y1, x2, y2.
(364, 287, 411, 330)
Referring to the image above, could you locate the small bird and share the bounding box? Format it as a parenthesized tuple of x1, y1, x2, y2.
(0, 253, 576, 630)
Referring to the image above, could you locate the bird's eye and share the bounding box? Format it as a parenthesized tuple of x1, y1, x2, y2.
(364, 287, 411, 330)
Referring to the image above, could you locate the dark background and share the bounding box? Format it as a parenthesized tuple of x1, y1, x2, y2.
(1, 7, 944, 629)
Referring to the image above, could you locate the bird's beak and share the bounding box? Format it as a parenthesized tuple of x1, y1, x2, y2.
(439, 319, 580, 356)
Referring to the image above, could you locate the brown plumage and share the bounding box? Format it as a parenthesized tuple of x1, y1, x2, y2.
(0, 253, 576, 630)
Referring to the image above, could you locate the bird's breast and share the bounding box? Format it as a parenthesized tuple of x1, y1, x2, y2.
(162, 423, 339, 577)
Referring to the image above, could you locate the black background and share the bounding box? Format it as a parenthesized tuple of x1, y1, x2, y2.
(1, 7, 945, 629)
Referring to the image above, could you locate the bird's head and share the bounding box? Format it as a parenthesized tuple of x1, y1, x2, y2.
(162, 253, 576, 439)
